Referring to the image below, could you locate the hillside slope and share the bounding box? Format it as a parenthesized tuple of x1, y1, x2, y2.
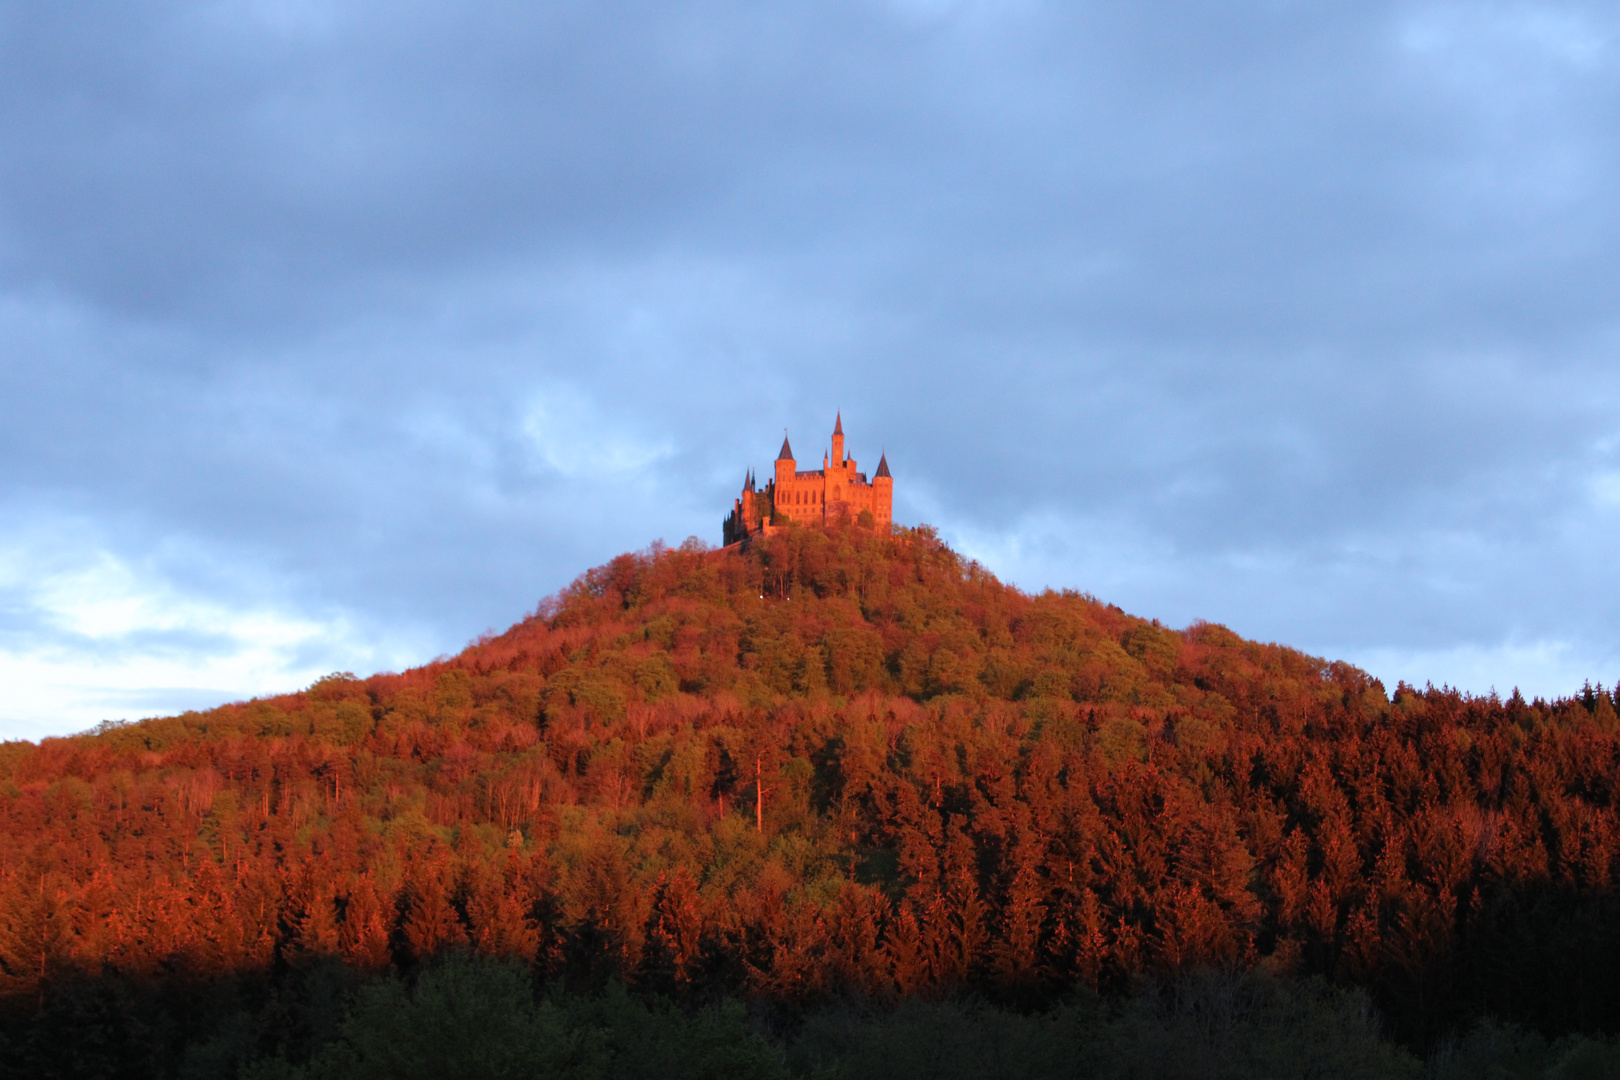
(2, 523, 1618, 1045)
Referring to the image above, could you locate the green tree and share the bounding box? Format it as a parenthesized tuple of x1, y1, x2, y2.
(294, 953, 603, 1080)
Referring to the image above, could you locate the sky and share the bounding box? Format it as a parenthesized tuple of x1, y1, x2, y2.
(3, 1, 1620, 740)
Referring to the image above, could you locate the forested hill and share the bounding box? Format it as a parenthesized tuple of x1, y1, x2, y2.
(4, 522, 1620, 1054)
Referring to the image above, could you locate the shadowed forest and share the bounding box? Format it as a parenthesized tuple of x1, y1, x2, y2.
(4, 523, 1620, 1077)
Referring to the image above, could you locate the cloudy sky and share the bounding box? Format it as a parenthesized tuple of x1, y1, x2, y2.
(3, 0, 1619, 739)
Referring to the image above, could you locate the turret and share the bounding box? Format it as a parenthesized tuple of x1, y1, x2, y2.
(831, 412, 845, 466)
(775, 433, 795, 486)
(873, 451, 893, 526)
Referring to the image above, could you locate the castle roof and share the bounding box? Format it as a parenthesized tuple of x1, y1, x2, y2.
(777, 434, 794, 461)
(833, 412, 843, 436)
(875, 452, 891, 479)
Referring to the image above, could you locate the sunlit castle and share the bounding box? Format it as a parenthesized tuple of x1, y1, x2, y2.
(723, 413, 892, 546)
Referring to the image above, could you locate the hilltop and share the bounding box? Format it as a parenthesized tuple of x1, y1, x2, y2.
(2, 522, 1619, 1071)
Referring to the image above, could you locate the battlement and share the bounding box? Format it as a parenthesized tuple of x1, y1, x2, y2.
(723, 414, 893, 545)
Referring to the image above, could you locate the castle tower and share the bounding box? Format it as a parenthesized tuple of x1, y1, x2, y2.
(774, 433, 795, 487)
(874, 452, 893, 524)
(831, 412, 845, 466)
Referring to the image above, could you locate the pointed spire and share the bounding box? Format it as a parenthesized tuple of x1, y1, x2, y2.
(777, 432, 794, 461)
(833, 411, 843, 436)
(875, 451, 890, 478)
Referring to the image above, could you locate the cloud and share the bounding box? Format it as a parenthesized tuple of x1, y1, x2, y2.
(522, 386, 672, 479)
(4, 1, 1620, 734)
(0, 513, 428, 740)
(1344, 639, 1615, 702)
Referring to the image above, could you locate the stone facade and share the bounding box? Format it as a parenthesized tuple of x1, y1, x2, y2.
(723, 414, 892, 546)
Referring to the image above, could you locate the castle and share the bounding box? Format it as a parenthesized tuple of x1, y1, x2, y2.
(723, 414, 892, 545)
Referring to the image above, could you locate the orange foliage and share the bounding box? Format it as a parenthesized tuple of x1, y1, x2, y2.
(1, 522, 1619, 1039)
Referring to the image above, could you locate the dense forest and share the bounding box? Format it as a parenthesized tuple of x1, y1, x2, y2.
(3, 522, 1620, 1077)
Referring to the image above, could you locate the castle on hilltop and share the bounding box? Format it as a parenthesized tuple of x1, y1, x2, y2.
(723, 414, 892, 546)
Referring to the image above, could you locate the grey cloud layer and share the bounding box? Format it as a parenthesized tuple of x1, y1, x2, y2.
(3, 0, 1619, 728)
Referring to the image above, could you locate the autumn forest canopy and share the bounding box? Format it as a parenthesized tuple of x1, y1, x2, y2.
(4, 522, 1620, 1077)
